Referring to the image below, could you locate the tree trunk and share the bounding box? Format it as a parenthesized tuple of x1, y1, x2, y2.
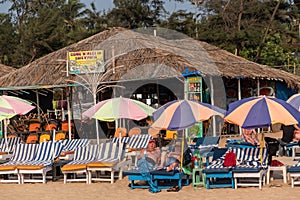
(254, 0, 282, 62)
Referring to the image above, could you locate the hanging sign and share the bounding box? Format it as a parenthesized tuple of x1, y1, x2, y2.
(68, 50, 104, 74)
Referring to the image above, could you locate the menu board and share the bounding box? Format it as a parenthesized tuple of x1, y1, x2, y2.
(186, 77, 203, 138)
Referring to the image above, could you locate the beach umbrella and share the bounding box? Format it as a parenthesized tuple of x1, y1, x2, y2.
(224, 95, 300, 163)
(0, 95, 35, 151)
(287, 93, 300, 111)
(151, 99, 226, 130)
(224, 95, 300, 129)
(0, 95, 35, 117)
(82, 96, 156, 122)
(151, 99, 225, 172)
(83, 96, 156, 145)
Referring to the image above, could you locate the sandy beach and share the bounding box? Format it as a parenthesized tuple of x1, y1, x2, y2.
(1, 131, 300, 200)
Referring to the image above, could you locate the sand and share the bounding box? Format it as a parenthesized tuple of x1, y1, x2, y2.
(1, 131, 300, 200)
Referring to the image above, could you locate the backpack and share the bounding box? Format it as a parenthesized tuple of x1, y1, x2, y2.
(182, 148, 193, 166)
(223, 151, 236, 167)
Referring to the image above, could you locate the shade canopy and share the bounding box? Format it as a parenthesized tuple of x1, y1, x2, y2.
(224, 96, 300, 129)
(82, 96, 156, 122)
(151, 99, 226, 130)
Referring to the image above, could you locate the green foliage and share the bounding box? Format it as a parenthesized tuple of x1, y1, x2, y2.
(0, 13, 16, 65)
(107, 0, 166, 28)
(0, 0, 300, 72)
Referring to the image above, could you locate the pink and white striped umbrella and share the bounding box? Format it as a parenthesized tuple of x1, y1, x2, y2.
(0, 95, 35, 120)
(82, 96, 156, 122)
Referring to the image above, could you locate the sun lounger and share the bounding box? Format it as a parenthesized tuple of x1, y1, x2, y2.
(203, 147, 268, 189)
(61, 144, 99, 184)
(190, 136, 220, 149)
(18, 141, 64, 184)
(124, 169, 188, 191)
(124, 146, 189, 191)
(232, 147, 268, 189)
(287, 161, 300, 187)
(0, 143, 39, 183)
(111, 135, 152, 168)
(87, 142, 131, 184)
(189, 136, 220, 167)
(202, 148, 234, 189)
(226, 139, 258, 148)
(0, 137, 22, 160)
(59, 139, 90, 160)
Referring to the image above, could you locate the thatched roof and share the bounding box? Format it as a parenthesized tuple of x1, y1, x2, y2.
(0, 64, 16, 75)
(0, 27, 299, 89)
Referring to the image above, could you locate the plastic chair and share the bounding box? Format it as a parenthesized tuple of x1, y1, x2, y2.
(113, 127, 127, 138)
(55, 132, 66, 141)
(128, 127, 141, 137)
(45, 123, 57, 131)
(163, 130, 177, 146)
(61, 120, 74, 132)
(29, 120, 41, 132)
(7, 133, 18, 138)
(39, 133, 51, 143)
(26, 134, 39, 144)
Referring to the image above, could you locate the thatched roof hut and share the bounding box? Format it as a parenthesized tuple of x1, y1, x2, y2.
(0, 27, 299, 89)
(0, 64, 16, 75)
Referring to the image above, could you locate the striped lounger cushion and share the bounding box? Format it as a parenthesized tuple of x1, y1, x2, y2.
(88, 142, 125, 167)
(18, 141, 64, 169)
(0, 143, 39, 170)
(61, 145, 99, 171)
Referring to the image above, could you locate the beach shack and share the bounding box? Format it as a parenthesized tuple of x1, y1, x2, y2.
(0, 27, 299, 140)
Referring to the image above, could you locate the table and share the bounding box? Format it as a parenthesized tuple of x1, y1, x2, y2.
(192, 167, 205, 188)
(267, 165, 287, 184)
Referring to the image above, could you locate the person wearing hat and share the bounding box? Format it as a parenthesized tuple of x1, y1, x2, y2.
(138, 139, 161, 168)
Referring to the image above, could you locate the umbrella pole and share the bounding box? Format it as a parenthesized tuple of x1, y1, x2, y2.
(4, 119, 8, 152)
(260, 132, 264, 164)
(67, 94, 72, 141)
(180, 130, 185, 172)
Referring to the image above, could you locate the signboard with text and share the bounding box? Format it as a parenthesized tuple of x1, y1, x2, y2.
(68, 50, 105, 74)
(186, 76, 203, 138)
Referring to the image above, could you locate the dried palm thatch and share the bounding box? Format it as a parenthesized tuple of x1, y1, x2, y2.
(0, 27, 299, 89)
(0, 64, 16, 75)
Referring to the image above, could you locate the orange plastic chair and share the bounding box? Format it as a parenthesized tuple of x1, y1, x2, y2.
(45, 123, 57, 131)
(113, 127, 127, 138)
(26, 134, 39, 144)
(128, 127, 141, 137)
(39, 133, 51, 143)
(61, 121, 74, 132)
(7, 133, 18, 138)
(55, 132, 66, 141)
(29, 122, 41, 132)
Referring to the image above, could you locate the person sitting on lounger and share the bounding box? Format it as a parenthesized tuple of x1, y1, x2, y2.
(158, 140, 181, 172)
(242, 128, 260, 146)
(138, 139, 161, 169)
(279, 124, 300, 156)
